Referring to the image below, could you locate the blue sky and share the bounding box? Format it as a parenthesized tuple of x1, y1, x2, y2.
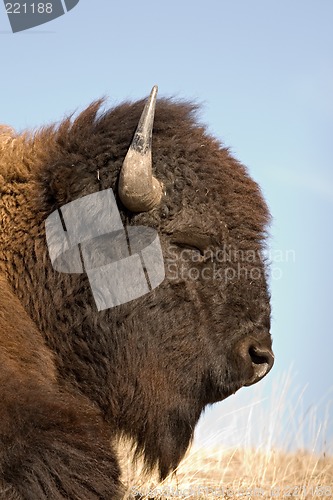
(1, 0, 332, 452)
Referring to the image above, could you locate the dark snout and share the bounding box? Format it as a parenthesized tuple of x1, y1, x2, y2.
(237, 337, 274, 387)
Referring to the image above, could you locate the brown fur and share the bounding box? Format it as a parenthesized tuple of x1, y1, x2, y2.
(0, 276, 122, 499)
(0, 96, 272, 496)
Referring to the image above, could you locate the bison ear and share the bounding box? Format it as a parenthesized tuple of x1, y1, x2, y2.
(118, 85, 163, 212)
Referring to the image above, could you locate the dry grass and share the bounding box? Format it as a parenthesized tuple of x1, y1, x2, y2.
(119, 442, 332, 499)
(118, 372, 332, 498)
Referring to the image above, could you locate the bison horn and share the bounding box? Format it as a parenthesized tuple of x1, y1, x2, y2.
(118, 85, 163, 212)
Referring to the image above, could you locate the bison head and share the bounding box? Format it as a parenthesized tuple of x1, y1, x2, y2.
(0, 87, 273, 479)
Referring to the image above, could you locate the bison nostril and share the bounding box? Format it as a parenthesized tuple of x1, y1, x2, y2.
(240, 342, 274, 387)
(249, 345, 272, 366)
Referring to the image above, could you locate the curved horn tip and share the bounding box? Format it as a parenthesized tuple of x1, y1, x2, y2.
(118, 85, 162, 212)
(151, 85, 158, 96)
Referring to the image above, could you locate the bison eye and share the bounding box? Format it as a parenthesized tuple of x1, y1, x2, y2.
(170, 231, 211, 258)
(176, 242, 205, 257)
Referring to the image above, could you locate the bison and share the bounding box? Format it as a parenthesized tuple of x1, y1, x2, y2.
(0, 86, 274, 498)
